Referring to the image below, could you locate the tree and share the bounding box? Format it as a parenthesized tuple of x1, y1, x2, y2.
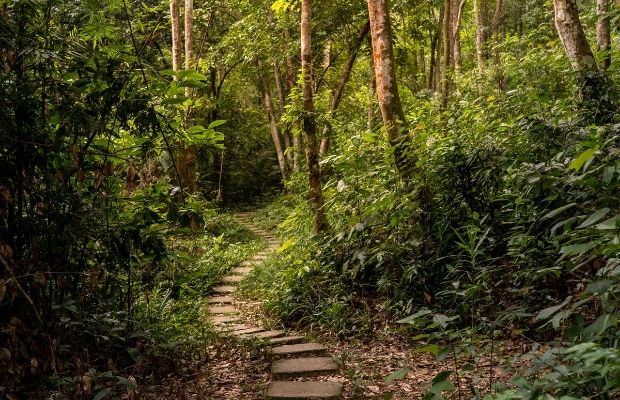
(367, 0, 412, 176)
(596, 0, 611, 70)
(301, 0, 329, 233)
(170, 0, 181, 78)
(258, 66, 288, 180)
(319, 21, 370, 157)
(474, 0, 489, 77)
(553, 0, 596, 72)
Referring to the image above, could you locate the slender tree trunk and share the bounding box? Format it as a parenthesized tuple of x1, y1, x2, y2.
(170, 0, 181, 78)
(181, 0, 196, 194)
(418, 47, 426, 91)
(433, 6, 444, 92)
(259, 73, 288, 180)
(453, 0, 466, 74)
(301, 0, 328, 233)
(367, 0, 412, 176)
(492, 0, 506, 90)
(597, 0, 611, 70)
(474, 0, 489, 78)
(441, 0, 453, 105)
(284, 28, 301, 173)
(273, 64, 294, 169)
(319, 21, 370, 157)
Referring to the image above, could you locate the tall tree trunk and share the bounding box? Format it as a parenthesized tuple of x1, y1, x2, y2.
(553, 0, 596, 71)
(319, 21, 370, 157)
(180, 0, 196, 195)
(368, 47, 377, 130)
(441, 0, 453, 105)
(597, 0, 611, 70)
(301, 0, 328, 233)
(554, 0, 610, 121)
(259, 73, 288, 180)
(273, 64, 294, 169)
(284, 28, 301, 173)
(367, 0, 412, 176)
(453, 0, 466, 74)
(170, 0, 181, 78)
(492, 0, 506, 90)
(474, 0, 489, 78)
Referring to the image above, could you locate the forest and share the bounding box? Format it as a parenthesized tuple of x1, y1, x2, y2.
(1, 0, 620, 398)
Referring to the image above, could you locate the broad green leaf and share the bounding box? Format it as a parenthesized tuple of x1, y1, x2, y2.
(93, 388, 111, 400)
(569, 147, 597, 171)
(596, 216, 620, 230)
(586, 279, 613, 294)
(415, 344, 440, 354)
(430, 380, 455, 394)
(208, 120, 227, 129)
(535, 296, 572, 321)
(433, 314, 458, 328)
(578, 208, 610, 229)
(397, 308, 432, 324)
(559, 242, 597, 255)
(541, 203, 576, 220)
(385, 367, 409, 383)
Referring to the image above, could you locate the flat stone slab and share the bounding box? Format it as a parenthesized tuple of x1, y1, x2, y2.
(212, 285, 237, 294)
(207, 296, 234, 304)
(208, 305, 237, 314)
(241, 330, 285, 340)
(212, 315, 241, 325)
(266, 381, 343, 400)
(218, 323, 254, 332)
(270, 343, 326, 359)
(221, 275, 243, 283)
(252, 255, 267, 260)
(232, 266, 253, 275)
(231, 327, 264, 335)
(269, 336, 306, 346)
(271, 357, 338, 379)
(239, 261, 255, 267)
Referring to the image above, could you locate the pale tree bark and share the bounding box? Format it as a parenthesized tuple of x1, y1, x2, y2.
(492, 0, 506, 90)
(274, 64, 294, 169)
(259, 71, 288, 180)
(441, 0, 453, 105)
(474, 0, 489, 77)
(319, 21, 370, 157)
(367, 0, 412, 176)
(301, 0, 329, 233)
(553, 0, 596, 71)
(452, 0, 466, 75)
(596, 0, 611, 70)
(284, 28, 302, 173)
(170, 0, 181, 78)
(554, 0, 611, 122)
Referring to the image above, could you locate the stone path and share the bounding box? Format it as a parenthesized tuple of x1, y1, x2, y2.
(206, 212, 343, 399)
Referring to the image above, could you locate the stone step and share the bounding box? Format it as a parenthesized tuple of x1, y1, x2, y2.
(208, 305, 237, 314)
(269, 336, 306, 346)
(239, 261, 255, 267)
(221, 275, 243, 283)
(265, 381, 343, 400)
(270, 343, 326, 359)
(206, 296, 234, 304)
(218, 323, 254, 332)
(212, 315, 242, 325)
(231, 327, 265, 335)
(241, 330, 285, 340)
(212, 285, 237, 294)
(252, 256, 267, 262)
(271, 357, 338, 379)
(232, 266, 253, 275)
